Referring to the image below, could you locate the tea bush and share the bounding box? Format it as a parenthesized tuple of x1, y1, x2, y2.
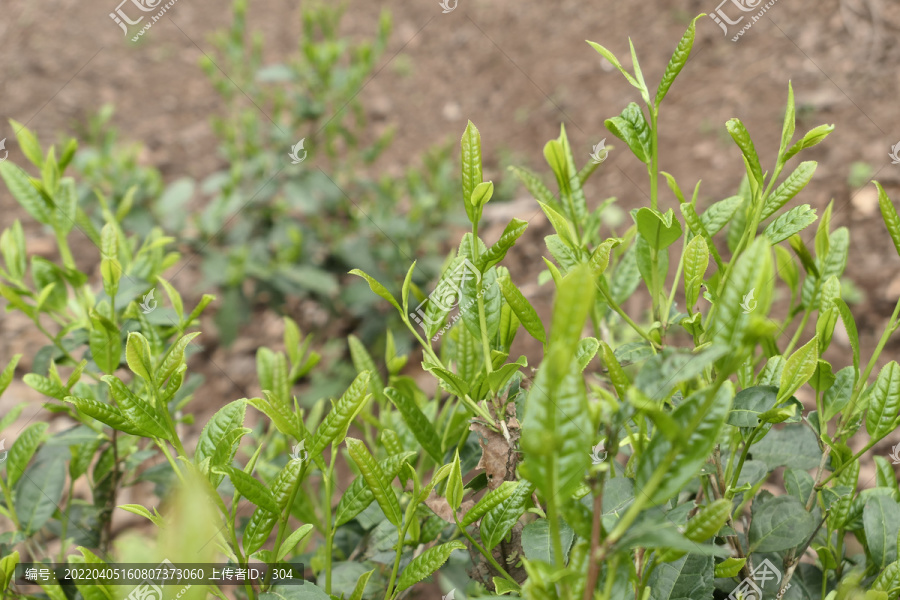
(1, 12, 900, 600)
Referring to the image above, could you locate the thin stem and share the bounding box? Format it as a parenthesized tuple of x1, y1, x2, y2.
(452, 513, 519, 588)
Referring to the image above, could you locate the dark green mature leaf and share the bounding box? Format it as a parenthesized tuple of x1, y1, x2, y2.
(345, 438, 402, 527)
(521, 518, 575, 565)
(655, 15, 702, 107)
(481, 479, 535, 551)
(728, 386, 779, 428)
(461, 121, 483, 225)
(311, 372, 371, 456)
(868, 361, 900, 442)
(396, 541, 465, 592)
(605, 103, 651, 164)
(749, 495, 815, 552)
(335, 452, 415, 526)
(259, 584, 330, 600)
(872, 560, 900, 594)
(764, 204, 817, 244)
(641, 383, 733, 506)
(761, 161, 817, 220)
(384, 387, 442, 463)
(864, 495, 900, 568)
(752, 425, 822, 470)
(6, 423, 48, 489)
(647, 554, 715, 600)
(15, 459, 66, 535)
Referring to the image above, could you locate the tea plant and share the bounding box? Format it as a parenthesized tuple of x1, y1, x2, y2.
(1, 11, 900, 600)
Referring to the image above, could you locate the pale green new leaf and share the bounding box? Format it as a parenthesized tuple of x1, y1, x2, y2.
(777, 336, 818, 404)
(396, 541, 466, 592)
(345, 437, 402, 527)
(867, 361, 900, 441)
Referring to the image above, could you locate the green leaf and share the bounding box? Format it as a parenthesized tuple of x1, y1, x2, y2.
(605, 103, 651, 164)
(655, 15, 702, 107)
(779, 82, 796, 156)
(89, 314, 121, 374)
(783, 124, 834, 162)
(710, 237, 773, 354)
(461, 121, 484, 225)
(683, 235, 709, 308)
(714, 557, 747, 579)
(335, 452, 414, 526)
(478, 219, 528, 271)
(158, 332, 201, 385)
(15, 458, 66, 535)
(508, 166, 556, 206)
(0, 162, 50, 224)
(778, 336, 818, 404)
(586, 41, 642, 91)
(385, 387, 442, 463)
(877, 182, 900, 257)
(761, 161, 817, 220)
(872, 561, 900, 594)
(349, 269, 401, 313)
(102, 375, 172, 441)
(749, 495, 815, 552)
(521, 518, 575, 565)
(196, 399, 247, 468)
(276, 524, 314, 561)
(684, 499, 731, 542)
(867, 361, 900, 441)
(125, 332, 154, 384)
(699, 196, 741, 239)
(10, 120, 44, 167)
(64, 396, 145, 437)
(726, 118, 763, 186)
(243, 460, 304, 555)
(396, 541, 465, 592)
(259, 584, 330, 600)
(728, 386, 780, 428)
(647, 554, 715, 600)
(752, 424, 822, 470)
(345, 437, 402, 527)
(481, 479, 535, 551)
(635, 384, 733, 506)
(446, 448, 463, 512)
(636, 208, 682, 251)
(99, 223, 121, 298)
(311, 372, 372, 456)
(215, 466, 280, 513)
(460, 265, 501, 343)
(461, 480, 517, 527)
(6, 423, 48, 489)
(498, 276, 546, 343)
(764, 204, 817, 244)
(0, 354, 23, 397)
(864, 495, 900, 568)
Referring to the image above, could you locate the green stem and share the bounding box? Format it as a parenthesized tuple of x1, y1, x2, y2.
(596, 282, 657, 348)
(649, 108, 659, 211)
(157, 440, 185, 484)
(729, 425, 761, 493)
(384, 517, 414, 600)
(324, 451, 337, 594)
(452, 514, 520, 589)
